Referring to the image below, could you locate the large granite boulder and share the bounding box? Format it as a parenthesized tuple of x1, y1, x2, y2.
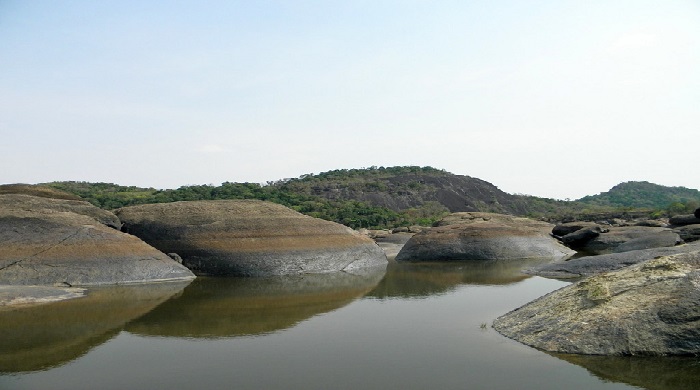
(670, 214, 700, 227)
(115, 200, 387, 276)
(552, 222, 602, 237)
(0, 202, 195, 286)
(0, 194, 121, 229)
(527, 241, 700, 279)
(494, 250, 700, 355)
(395, 212, 574, 261)
(560, 226, 680, 255)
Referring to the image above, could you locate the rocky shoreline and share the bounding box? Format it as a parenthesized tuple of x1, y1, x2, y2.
(0, 191, 387, 306)
(3, 185, 700, 356)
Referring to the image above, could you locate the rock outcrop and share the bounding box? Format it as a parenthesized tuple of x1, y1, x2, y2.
(670, 214, 700, 227)
(0, 194, 121, 229)
(0, 198, 195, 286)
(494, 250, 700, 355)
(675, 224, 700, 243)
(527, 241, 700, 279)
(669, 213, 700, 243)
(115, 200, 387, 276)
(554, 224, 681, 255)
(396, 212, 574, 261)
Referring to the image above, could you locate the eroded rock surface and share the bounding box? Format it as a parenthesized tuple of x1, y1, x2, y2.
(527, 242, 700, 279)
(116, 200, 387, 276)
(494, 250, 700, 355)
(0, 194, 121, 229)
(559, 226, 681, 255)
(0, 203, 195, 286)
(396, 212, 574, 261)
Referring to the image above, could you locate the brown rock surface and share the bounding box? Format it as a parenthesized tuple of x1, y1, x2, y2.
(0, 193, 121, 229)
(0, 203, 195, 286)
(116, 200, 387, 276)
(396, 212, 574, 261)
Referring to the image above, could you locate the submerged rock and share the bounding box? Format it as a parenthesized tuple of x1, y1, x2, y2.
(116, 200, 387, 276)
(494, 250, 700, 355)
(0, 206, 195, 286)
(396, 212, 574, 261)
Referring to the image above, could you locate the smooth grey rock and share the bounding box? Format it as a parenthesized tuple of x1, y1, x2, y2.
(552, 221, 600, 237)
(669, 214, 700, 227)
(634, 219, 668, 228)
(0, 207, 195, 286)
(613, 230, 681, 252)
(674, 224, 700, 243)
(495, 250, 700, 355)
(527, 242, 700, 279)
(574, 226, 680, 255)
(396, 212, 574, 261)
(560, 226, 606, 246)
(116, 200, 387, 276)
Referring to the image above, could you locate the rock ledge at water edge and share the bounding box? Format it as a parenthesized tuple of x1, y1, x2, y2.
(116, 200, 387, 276)
(396, 212, 575, 261)
(494, 250, 700, 356)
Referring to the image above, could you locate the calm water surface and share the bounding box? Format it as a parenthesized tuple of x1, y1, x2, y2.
(2, 260, 699, 390)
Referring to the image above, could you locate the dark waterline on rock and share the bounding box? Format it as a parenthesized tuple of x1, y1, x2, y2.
(1, 261, 699, 390)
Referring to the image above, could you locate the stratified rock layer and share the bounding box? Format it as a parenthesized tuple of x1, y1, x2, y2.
(494, 250, 700, 355)
(396, 212, 574, 261)
(115, 200, 387, 276)
(0, 194, 121, 229)
(0, 198, 195, 286)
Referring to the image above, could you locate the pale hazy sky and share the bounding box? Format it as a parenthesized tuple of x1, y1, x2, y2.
(1, 1, 698, 200)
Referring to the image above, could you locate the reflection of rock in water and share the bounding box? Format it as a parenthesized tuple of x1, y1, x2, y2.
(368, 258, 556, 298)
(0, 281, 191, 373)
(553, 353, 700, 390)
(126, 266, 386, 338)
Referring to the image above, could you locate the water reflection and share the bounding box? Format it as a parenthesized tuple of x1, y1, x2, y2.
(0, 281, 191, 373)
(553, 353, 700, 390)
(368, 258, 557, 298)
(126, 266, 386, 338)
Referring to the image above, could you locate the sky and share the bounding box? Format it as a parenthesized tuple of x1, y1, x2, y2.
(1, 0, 699, 200)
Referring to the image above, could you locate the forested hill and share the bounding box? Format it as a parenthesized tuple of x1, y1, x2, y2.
(276, 166, 528, 214)
(25, 166, 698, 229)
(578, 181, 700, 212)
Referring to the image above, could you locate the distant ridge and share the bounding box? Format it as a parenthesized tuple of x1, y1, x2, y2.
(578, 181, 700, 209)
(26, 167, 700, 229)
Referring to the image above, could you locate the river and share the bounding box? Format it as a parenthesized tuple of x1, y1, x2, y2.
(1, 260, 698, 390)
